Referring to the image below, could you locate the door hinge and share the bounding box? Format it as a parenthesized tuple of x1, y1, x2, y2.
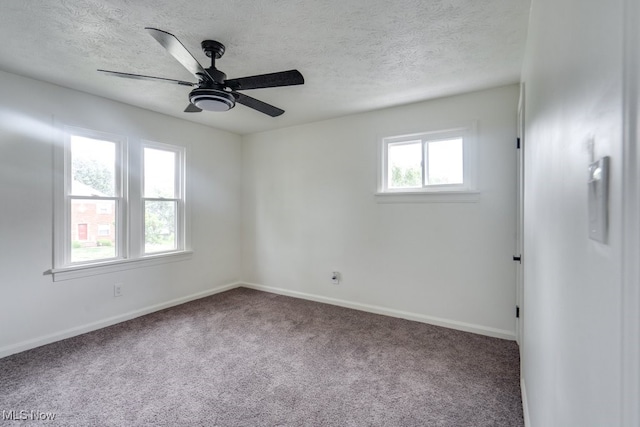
(516, 305, 520, 318)
(517, 137, 521, 149)
(513, 255, 522, 263)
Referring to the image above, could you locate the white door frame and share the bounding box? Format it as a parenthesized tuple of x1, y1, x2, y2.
(516, 83, 525, 347)
(622, 0, 640, 424)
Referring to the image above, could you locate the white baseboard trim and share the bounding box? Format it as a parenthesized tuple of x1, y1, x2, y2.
(240, 282, 516, 340)
(1, 281, 516, 359)
(521, 375, 531, 427)
(0, 281, 242, 359)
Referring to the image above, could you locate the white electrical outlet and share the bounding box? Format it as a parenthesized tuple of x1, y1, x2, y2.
(331, 272, 340, 285)
(114, 283, 123, 297)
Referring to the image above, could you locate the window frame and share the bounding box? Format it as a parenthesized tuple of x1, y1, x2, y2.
(55, 126, 127, 268)
(141, 140, 186, 255)
(376, 123, 479, 203)
(51, 125, 191, 281)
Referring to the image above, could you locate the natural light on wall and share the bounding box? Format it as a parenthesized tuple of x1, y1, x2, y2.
(0, 110, 57, 144)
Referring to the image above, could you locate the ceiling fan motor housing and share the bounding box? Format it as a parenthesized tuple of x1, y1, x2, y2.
(189, 88, 236, 112)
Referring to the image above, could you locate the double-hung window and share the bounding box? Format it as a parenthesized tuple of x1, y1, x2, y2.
(377, 125, 478, 202)
(143, 143, 184, 254)
(52, 126, 189, 280)
(65, 130, 125, 264)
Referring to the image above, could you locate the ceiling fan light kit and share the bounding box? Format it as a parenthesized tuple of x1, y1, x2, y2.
(189, 88, 235, 111)
(97, 28, 304, 117)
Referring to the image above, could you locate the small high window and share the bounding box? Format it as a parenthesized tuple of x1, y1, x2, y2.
(379, 125, 476, 196)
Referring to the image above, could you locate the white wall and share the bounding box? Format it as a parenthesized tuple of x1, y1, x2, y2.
(242, 85, 520, 338)
(521, 0, 626, 425)
(0, 70, 242, 356)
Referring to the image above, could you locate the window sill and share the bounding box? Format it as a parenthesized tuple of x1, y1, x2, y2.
(46, 251, 193, 282)
(374, 191, 481, 204)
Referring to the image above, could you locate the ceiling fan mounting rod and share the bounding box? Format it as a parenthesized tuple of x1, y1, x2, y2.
(202, 40, 225, 61)
(199, 40, 227, 84)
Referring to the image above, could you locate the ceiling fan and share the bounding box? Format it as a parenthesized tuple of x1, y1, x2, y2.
(98, 28, 304, 117)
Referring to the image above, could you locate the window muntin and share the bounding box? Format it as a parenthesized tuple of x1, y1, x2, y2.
(380, 126, 474, 194)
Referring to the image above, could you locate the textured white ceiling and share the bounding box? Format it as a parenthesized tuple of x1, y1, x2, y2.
(0, 0, 531, 135)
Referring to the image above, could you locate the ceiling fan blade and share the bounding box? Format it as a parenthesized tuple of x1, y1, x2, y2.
(145, 27, 213, 82)
(225, 70, 304, 90)
(97, 69, 196, 86)
(184, 103, 202, 113)
(234, 93, 285, 117)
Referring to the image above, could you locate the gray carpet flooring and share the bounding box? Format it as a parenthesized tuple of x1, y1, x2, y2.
(0, 288, 523, 426)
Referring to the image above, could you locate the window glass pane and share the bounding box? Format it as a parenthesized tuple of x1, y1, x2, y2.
(144, 148, 176, 198)
(71, 136, 116, 196)
(427, 138, 463, 185)
(70, 199, 116, 262)
(145, 201, 176, 253)
(388, 141, 422, 188)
